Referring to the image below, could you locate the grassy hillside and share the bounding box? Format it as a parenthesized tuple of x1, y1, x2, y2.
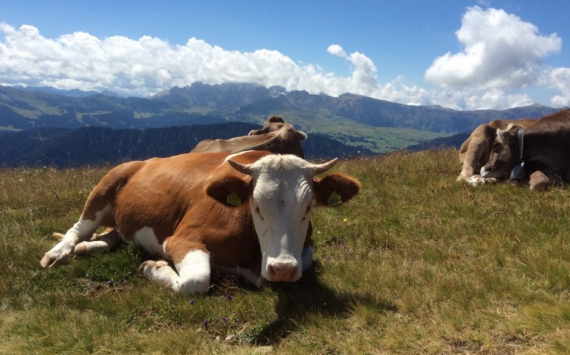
(237, 109, 448, 153)
(1, 150, 570, 354)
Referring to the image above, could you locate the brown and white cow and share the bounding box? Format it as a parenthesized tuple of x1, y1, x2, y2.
(40, 151, 360, 294)
(192, 116, 307, 158)
(481, 109, 570, 190)
(457, 118, 537, 186)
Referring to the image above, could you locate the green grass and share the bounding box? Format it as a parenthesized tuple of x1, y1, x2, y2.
(2, 150, 570, 354)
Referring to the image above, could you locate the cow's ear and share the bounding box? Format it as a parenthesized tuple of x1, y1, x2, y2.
(499, 124, 520, 145)
(205, 176, 252, 207)
(295, 130, 308, 141)
(313, 173, 360, 207)
(268, 115, 285, 124)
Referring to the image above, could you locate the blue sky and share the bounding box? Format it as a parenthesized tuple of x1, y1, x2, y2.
(1, 0, 570, 110)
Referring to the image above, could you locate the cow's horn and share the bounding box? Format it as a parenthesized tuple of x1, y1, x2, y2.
(228, 159, 254, 175)
(311, 158, 338, 176)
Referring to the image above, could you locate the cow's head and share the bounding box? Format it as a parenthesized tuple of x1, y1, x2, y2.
(480, 124, 522, 180)
(249, 116, 307, 142)
(207, 154, 359, 282)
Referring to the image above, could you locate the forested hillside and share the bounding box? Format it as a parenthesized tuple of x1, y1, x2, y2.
(0, 123, 370, 167)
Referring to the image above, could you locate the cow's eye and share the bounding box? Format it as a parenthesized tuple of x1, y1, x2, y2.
(492, 143, 501, 152)
(255, 206, 264, 220)
(302, 205, 311, 221)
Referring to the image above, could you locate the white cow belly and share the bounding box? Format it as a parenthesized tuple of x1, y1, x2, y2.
(131, 226, 166, 257)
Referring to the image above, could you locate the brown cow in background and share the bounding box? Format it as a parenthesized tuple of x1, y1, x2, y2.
(457, 118, 537, 186)
(481, 109, 570, 190)
(192, 116, 307, 158)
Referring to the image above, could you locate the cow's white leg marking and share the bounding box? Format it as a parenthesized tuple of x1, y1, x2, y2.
(40, 205, 112, 268)
(139, 250, 211, 295)
(301, 245, 313, 272)
(176, 250, 211, 295)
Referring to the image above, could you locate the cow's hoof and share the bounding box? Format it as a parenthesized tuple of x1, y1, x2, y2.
(468, 175, 482, 186)
(138, 260, 180, 290)
(40, 254, 55, 268)
(138, 260, 170, 274)
(40, 242, 74, 268)
(74, 242, 87, 255)
(469, 175, 497, 186)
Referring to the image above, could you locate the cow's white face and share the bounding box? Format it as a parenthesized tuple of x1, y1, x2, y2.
(229, 155, 337, 282)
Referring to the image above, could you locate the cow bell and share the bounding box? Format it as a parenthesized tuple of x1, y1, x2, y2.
(510, 162, 526, 181)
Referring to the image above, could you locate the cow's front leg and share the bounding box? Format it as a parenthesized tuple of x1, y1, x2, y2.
(456, 167, 475, 183)
(529, 170, 550, 191)
(174, 250, 211, 295)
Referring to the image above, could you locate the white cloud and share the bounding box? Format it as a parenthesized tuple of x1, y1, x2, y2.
(428, 88, 534, 111)
(543, 67, 570, 106)
(327, 44, 346, 58)
(464, 89, 534, 110)
(425, 6, 561, 89)
(423, 6, 570, 109)
(0, 23, 430, 105)
(0, 17, 568, 110)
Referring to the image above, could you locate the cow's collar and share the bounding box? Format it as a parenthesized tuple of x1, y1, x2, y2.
(510, 127, 526, 181)
(517, 127, 526, 162)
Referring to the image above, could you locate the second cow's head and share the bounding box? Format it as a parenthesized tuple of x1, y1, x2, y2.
(481, 123, 522, 180)
(206, 154, 359, 283)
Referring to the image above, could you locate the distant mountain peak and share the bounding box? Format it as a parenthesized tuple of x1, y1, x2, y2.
(11, 85, 122, 98)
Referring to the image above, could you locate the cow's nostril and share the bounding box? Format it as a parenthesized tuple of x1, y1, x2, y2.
(267, 262, 298, 282)
(268, 264, 278, 278)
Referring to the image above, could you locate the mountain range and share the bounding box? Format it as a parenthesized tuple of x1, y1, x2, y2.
(0, 82, 564, 167)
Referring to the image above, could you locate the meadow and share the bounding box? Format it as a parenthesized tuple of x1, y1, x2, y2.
(1, 149, 569, 354)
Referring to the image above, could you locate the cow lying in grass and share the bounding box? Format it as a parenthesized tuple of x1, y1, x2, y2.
(41, 151, 360, 294)
(457, 118, 537, 186)
(481, 109, 570, 191)
(192, 115, 307, 158)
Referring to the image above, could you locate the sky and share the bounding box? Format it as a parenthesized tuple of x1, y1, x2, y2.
(1, 0, 570, 110)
